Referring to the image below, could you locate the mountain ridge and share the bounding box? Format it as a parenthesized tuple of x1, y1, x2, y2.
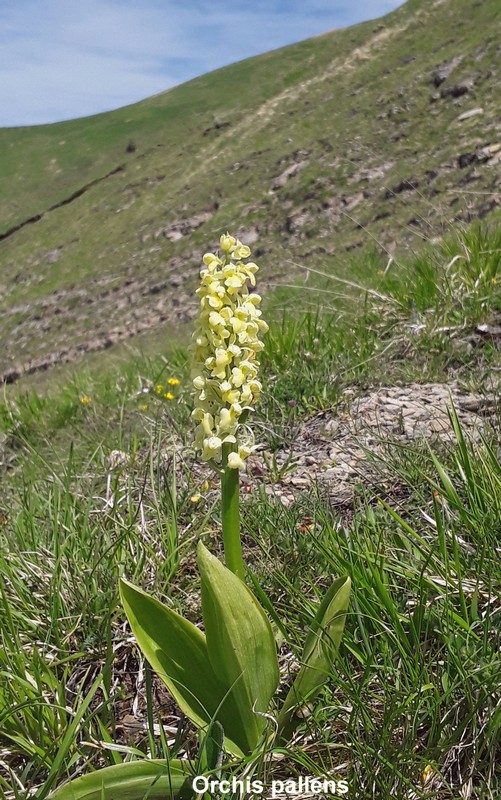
(1, 0, 500, 384)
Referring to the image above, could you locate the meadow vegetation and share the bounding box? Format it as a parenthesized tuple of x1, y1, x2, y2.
(0, 224, 499, 799)
(1, 0, 500, 796)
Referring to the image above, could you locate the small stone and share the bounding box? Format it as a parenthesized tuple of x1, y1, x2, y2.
(272, 161, 308, 190)
(458, 108, 484, 121)
(289, 477, 310, 488)
(428, 416, 450, 433)
(432, 55, 464, 87)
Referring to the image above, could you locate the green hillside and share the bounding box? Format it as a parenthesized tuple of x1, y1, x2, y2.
(1, 2, 501, 797)
(1, 0, 500, 384)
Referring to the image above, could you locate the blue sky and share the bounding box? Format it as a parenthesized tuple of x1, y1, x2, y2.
(0, 0, 404, 128)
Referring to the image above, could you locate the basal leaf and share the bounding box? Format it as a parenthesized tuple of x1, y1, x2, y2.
(198, 543, 279, 752)
(119, 579, 245, 756)
(277, 576, 351, 740)
(48, 759, 193, 800)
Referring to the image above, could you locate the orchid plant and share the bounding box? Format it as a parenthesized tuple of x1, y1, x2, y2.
(191, 234, 268, 578)
(50, 235, 351, 800)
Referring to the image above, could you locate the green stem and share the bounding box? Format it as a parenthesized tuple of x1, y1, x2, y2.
(221, 443, 245, 580)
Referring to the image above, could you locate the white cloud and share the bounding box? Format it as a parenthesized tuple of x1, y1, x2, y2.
(0, 0, 405, 127)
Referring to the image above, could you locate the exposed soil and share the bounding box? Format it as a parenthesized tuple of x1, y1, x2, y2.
(111, 380, 499, 519)
(248, 381, 498, 511)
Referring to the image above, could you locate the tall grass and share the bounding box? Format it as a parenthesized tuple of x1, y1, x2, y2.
(244, 411, 500, 797)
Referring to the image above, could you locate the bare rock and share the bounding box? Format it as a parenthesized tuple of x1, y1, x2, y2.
(458, 143, 501, 168)
(284, 208, 311, 233)
(353, 162, 394, 183)
(458, 107, 484, 121)
(155, 207, 216, 241)
(440, 79, 474, 98)
(478, 143, 501, 161)
(385, 179, 419, 198)
(236, 226, 259, 245)
(45, 248, 62, 264)
(271, 161, 308, 191)
(432, 55, 464, 87)
(344, 192, 366, 211)
(220, 383, 499, 514)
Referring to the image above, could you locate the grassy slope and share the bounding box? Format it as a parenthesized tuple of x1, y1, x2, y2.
(1, 0, 500, 381)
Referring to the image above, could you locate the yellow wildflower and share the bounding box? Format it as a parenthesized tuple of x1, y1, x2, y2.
(164, 391, 175, 401)
(167, 377, 180, 386)
(421, 764, 436, 787)
(192, 233, 267, 469)
(155, 384, 163, 394)
(80, 395, 92, 405)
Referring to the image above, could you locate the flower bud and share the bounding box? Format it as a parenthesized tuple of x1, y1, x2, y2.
(220, 233, 236, 252)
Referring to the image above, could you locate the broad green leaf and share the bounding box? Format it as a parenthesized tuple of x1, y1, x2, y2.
(277, 576, 351, 740)
(119, 579, 245, 757)
(48, 759, 193, 800)
(198, 543, 279, 752)
(120, 579, 220, 729)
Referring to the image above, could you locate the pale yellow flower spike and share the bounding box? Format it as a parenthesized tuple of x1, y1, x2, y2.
(191, 235, 267, 469)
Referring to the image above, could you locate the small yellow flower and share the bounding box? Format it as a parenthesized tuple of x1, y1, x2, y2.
(421, 764, 436, 786)
(232, 242, 251, 260)
(80, 395, 92, 405)
(155, 384, 163, 394)
(139, 403, 149, 410)
(164, 391, 175, 400)
(190, 493, 202, 503)
(227, 451, 246, 470)
(491, 277, 497, 285)
(167, 377, 180, 386)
